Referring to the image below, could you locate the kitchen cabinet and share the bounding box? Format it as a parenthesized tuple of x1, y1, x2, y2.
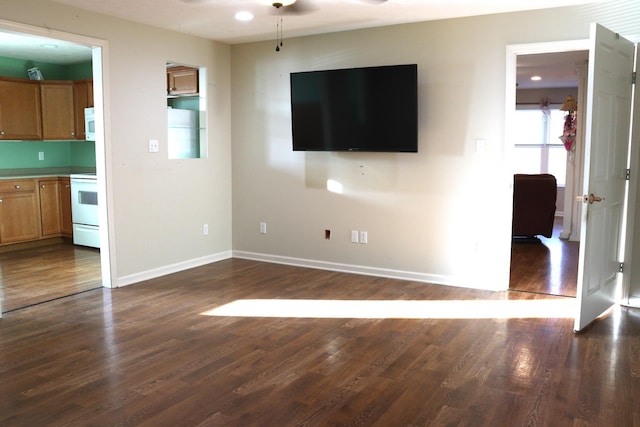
(0, 179, 40, 244)
(41, 81, 76, 140)
(39, 179, 62, 237)
(59, 177, 73, 237)
(167, 66, 199, 96)
(0, 77, 43, 140)
(74, 79, 93, 140)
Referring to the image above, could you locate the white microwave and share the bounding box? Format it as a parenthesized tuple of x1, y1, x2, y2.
(84, 107, 96, 141)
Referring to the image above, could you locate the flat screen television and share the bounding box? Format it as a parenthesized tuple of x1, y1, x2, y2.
(290, 64, 418, 152)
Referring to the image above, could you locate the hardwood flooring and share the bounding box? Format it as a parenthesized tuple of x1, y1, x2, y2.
(1, 258, 639, 426)
(510, 219, 579, 297)
(0, 242, 102, 313)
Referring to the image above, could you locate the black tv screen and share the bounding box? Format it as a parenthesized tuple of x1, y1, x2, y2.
(290, 64, 418, 152)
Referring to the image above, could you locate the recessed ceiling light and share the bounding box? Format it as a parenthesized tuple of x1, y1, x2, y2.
(235, 11, 254, 21)
(531, 75, 542, 81)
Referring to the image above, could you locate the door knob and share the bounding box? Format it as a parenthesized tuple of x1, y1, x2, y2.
(577, 193, 605, 204)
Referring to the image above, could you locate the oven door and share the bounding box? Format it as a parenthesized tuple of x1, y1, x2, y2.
(71, 178, 99, 226)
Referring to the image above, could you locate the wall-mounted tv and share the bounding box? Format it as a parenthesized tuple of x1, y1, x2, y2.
(290, 64, 418, 152)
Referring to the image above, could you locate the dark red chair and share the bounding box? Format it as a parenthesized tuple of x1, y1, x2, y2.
(512, 174, 557, 239)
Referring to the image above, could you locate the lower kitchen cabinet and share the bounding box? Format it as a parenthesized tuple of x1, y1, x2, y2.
(59, 177, 72, 236)
(0, 180, 40, 244)
(39, 179, 62, 236)
(0, 177, 74, 246)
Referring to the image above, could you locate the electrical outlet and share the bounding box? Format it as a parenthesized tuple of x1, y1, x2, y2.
(203, 223, 208, 235)
(351, 230, 359, 243)
(148, 139, 159, 153)
(260, 222, 267, 234)
(38, 151, 45, 161)
(360, 231, 368, 244)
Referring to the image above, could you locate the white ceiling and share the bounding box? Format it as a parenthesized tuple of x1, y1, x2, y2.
(0, 0, 597, 86)
(517, 50, 588, 89)
(0, 30, 92, 65)
(44, 0, 600, 45)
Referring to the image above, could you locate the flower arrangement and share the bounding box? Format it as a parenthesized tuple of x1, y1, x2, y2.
(559, 95, 577, 152)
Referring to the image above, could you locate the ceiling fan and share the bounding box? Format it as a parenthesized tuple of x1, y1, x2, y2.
(271, 0, 387, 15)
(271, 0, 388, 51)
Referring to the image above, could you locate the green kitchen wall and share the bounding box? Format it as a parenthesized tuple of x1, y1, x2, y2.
(0, 56, 95, 171)
(0, 55, 92, 80)
(0, 141, 96, 169)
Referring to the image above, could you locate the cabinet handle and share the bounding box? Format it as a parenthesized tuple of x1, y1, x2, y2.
(0, 131, 4, 135)
(65, 185, 70, 188)
(15, 185, 20, 189)
(41, 185, 46, 188)
(0, 199, 2, 203)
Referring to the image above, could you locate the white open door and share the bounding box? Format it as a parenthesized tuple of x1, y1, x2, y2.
(575, 23, 636, 332)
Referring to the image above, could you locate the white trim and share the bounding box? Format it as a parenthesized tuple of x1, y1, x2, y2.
(627, 297, 640, 308)
(233, 250, 457, 287)
(116, 251, 233, 287)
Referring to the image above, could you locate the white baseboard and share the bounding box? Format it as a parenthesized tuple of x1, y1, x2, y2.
(116, 250, 232, 287)
(233, 250, 454, 287)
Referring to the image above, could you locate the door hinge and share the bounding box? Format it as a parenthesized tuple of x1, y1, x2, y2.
(619, 263, 624, 273)
(626, 169, 631, 180)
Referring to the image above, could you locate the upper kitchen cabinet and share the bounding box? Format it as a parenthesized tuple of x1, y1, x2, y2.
(0, 77, 43, 140)
(167, 65, 199, 96)
(74, 79, 94, 140)
(41, 81, 75, 140)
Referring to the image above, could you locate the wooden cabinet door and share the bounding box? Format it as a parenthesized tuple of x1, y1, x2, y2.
(59, 177, 73, 236)
(41, 82, 76, 140)
(39, 179, 62, 237)
(0, 187, 40, 244)
(0, 78, 43, 140)
(74, 79, 93, 140)
(167, 66, 198, 95)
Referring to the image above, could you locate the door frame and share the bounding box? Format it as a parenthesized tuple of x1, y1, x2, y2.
(0, 20, 115, 293)
(505, 39, 590, 294)
(506, 38, 640, 311)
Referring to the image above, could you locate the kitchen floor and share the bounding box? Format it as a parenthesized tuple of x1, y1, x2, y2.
(0, 242, 102, 313)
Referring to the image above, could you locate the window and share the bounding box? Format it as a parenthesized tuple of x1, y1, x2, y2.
(513, 108, 567, 186)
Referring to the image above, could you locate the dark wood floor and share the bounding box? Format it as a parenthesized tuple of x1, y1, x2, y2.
(0, 242, 102, 313)
(510, 219, 579, 297)
(1, 258, 638, 426)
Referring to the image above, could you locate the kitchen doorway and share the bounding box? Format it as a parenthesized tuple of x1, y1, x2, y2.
(0, 21, 112, 314)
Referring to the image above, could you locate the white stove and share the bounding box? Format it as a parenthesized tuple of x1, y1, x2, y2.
(70, 173, 100, 248)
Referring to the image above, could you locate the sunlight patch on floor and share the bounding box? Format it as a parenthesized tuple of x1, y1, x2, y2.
(200, 298, 575, 319)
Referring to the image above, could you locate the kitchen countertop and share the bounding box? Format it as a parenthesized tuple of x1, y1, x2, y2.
(0, 168, 96, 180)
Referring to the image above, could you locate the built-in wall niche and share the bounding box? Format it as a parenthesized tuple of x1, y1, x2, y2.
(166, 62, 207, 159)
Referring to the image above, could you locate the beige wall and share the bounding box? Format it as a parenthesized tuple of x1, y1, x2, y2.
(230, 0, 640, 290)
(1, 0, 639, 293)
(1, 0, 233, 283)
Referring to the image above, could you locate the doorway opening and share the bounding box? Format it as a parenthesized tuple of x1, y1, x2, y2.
(0, 22, 111, 313)
(506, 40, 589, 298)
